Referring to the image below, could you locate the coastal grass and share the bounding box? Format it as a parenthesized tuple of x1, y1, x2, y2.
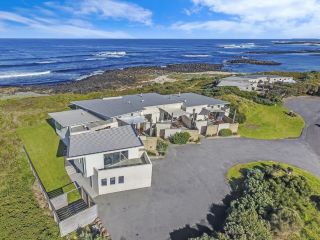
(17, 123, 68, 192)
(17, 123, 80, 203)
(0, 75, 309, 239)
(227, 161, 320, 239)
(223, 95, 305, 139)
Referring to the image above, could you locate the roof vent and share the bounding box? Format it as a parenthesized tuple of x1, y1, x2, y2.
(184, 99, 187, 103)
(140, 93, 143, 97)
(141, 99, 144, 103)
(178, 92, 181, 97)
(127, 100, 131, 104)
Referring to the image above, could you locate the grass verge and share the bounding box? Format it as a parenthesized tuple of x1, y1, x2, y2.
(223, 95, 305, 139)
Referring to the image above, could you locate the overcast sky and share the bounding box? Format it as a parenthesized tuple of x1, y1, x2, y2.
(0, 0, 320, 38)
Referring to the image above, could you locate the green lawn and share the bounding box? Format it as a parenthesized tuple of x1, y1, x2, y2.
(227, 161, 320, 239)
(18, 122, 80, 202)
(223, 95, 305, 139)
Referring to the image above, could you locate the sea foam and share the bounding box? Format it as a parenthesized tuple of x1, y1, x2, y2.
(182, 54, 211, 58)
(95, 51, 127, 58)
(0, 71, 51, 79)
(220, 43, 256, 49)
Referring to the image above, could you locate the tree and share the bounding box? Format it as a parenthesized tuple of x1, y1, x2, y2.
(222, 208, 272, 240)
(270, 207, 302, 238)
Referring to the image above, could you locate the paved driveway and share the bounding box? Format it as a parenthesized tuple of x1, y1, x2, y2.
(95, 97, 320, 240)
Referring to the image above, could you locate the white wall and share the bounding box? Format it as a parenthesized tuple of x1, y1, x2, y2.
(67, 146, 144, 178)
(185, 105, 207, 115)
(218, 123, 230, 132)
(96, 163, 152, 195)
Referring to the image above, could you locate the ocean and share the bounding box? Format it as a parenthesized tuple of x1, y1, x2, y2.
(0, 39, 319, 86)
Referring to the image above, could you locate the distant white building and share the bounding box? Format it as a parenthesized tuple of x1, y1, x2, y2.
(218, 75, 295, 91)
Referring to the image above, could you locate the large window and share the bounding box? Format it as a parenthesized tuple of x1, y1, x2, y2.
(104, 150, 129, 167)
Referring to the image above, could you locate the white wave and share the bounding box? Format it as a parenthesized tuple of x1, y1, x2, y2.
(0, 71, 51, 79)
(76, 70, 104, 81)
(182, 54, 211, 58)
(220, 43, 256, 49)
(36, 60, 57, 64)
(95, 51, 126, 58)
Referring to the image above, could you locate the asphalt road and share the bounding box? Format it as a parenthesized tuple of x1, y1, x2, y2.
(95, 96, 320, 240)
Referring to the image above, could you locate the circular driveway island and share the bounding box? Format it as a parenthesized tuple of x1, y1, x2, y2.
(95, 96, 320, 240)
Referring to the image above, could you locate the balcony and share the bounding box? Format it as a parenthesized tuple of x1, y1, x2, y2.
(99, 151, 151, 170)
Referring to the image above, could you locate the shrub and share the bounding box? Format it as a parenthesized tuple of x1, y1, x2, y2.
(156, 139, 169, 156)
(219, 129, 232, 137)
(171, 132, 191, 144)
(229, 104, 246, 124)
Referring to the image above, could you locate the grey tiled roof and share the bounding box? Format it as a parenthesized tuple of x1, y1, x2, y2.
(171, 93, 228, 107)
(67, 125, 143, 158)
(49, 109, 102, 127)
(72, 93, 228, 118)
(71, 93, 180, 119)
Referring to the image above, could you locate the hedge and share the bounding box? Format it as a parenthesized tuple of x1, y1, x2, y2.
(219, 128, 233, 137)
(172, 132, 191, 144)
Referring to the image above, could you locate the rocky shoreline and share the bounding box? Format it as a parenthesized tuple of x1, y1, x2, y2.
(247, 50, 320, 55)
(0, 63, 223, 95)
(273, 41, 320, 46)
(226, 58, 281, 65)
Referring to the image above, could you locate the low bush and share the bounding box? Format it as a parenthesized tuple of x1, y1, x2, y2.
(219, 129, 232, 137)
(156, 139, 169, 155)
(171, 132, 191, 144)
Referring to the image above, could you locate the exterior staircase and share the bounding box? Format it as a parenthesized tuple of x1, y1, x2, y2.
(65, 160, 77, 175)
(56, 199, 89, 221)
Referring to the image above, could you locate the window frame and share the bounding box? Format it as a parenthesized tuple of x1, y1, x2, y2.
(118, 176, 124, 184)
(110, 177, 116, 185)
(101, 178, 108, 186)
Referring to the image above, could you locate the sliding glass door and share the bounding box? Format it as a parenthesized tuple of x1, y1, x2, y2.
(104, 150, 129, 167)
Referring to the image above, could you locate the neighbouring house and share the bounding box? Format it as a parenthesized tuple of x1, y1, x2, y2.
(49, 92, 236, 196)
(218, 75, 295, 91)
(71, 92, 233, 138)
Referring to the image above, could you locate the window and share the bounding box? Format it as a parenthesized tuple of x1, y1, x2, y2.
(101, 178, 107, 186)
(118, 176, 124, 184)
(104, 151, 129, 167)
(110, 177, 116, 185)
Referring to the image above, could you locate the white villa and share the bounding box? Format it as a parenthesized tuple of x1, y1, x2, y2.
(218, 75, 295, 91)
(49, 92, 232, 196)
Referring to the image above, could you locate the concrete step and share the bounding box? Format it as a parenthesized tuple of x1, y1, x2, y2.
(65, 160, 77, 175)
(65, 165, 77, 175)
(56, 199, 88, 221)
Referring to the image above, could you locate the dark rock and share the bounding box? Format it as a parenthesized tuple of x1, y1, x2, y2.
(246, 50, 320, 54)
(226, 58, 281, 65)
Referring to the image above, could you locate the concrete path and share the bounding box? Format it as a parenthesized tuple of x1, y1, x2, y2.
(95, 96, 320, 240)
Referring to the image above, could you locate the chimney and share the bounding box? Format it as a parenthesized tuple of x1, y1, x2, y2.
(178, 92, 181, 97)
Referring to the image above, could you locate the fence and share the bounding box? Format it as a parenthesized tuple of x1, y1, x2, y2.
(23, 146, 60, 222)
(23, 145, 98, 237)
